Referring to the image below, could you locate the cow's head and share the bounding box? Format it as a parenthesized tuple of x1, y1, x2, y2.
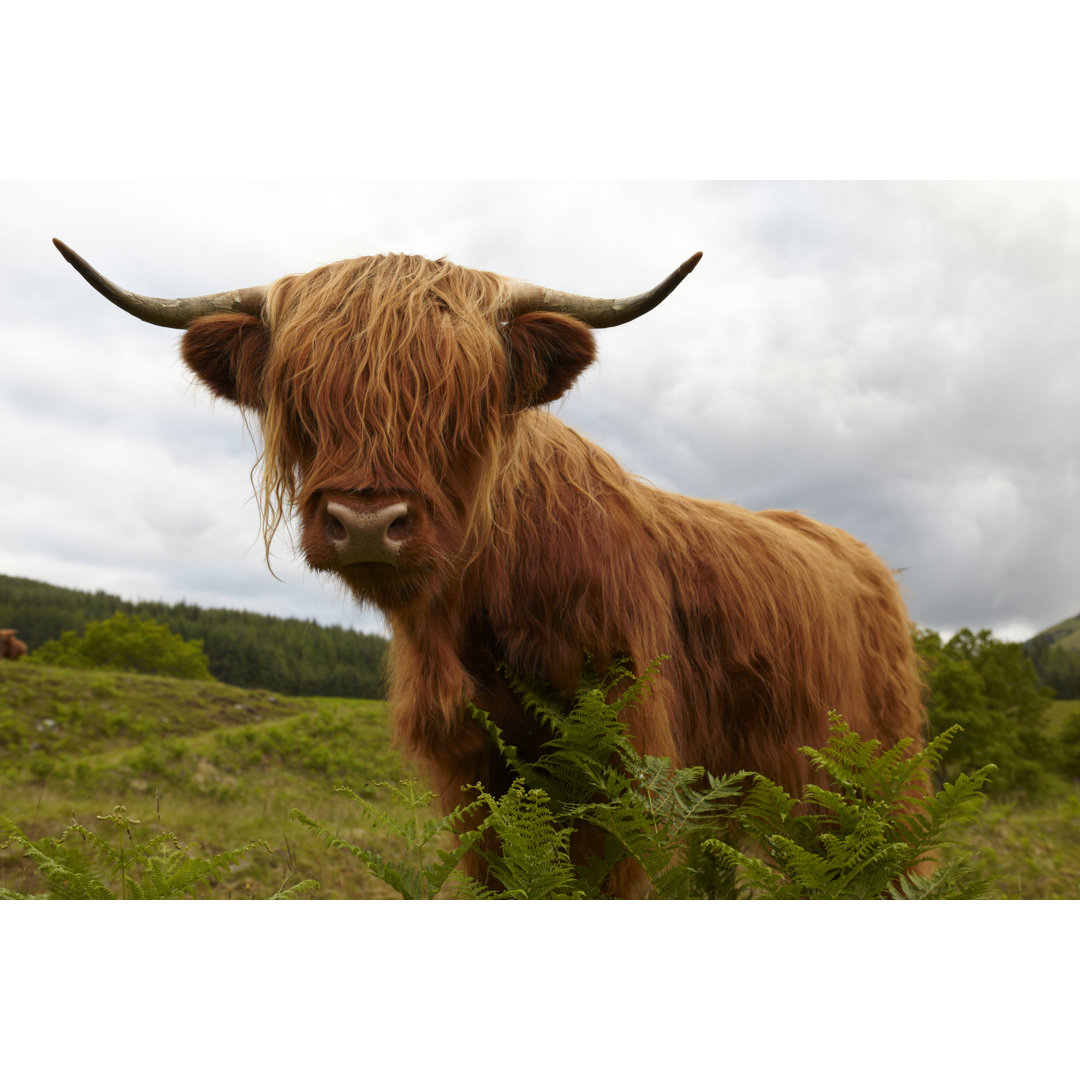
(54, 240, 700, 613)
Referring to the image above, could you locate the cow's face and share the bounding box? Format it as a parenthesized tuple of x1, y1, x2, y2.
(55, 241, 698, 611)
(179, 255, 597, 613)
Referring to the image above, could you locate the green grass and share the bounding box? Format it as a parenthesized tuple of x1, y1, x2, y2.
(960, 791, 1080, 898)
(1046, 697, 1080, 735)
(0, 662, 414, 898)
(935, 694, 1080, 898)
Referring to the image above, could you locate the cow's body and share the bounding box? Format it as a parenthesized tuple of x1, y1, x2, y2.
(56, 244, 926, 896)
(0, 630, 28, 660)
(388, 407, 922, 828)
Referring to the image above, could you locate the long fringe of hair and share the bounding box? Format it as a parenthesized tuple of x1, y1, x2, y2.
(254, 255, 516, 566)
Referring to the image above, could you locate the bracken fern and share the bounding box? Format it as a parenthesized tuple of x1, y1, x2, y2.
(707, 716, 997, 899)
(294, 657, 747, 898)
(292, 662, 996, 900)
(0, 807, 302, 899)
(290, 780, 476, 900)
(472, 656, 749, 897)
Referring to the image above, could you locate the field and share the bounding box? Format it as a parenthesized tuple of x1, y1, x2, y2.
(961, 791, 1080, 898)
(3, 660, 1079, 899)
(0, 661, 414, 898)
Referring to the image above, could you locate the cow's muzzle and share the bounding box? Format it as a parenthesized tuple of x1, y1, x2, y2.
(308, 494, 413, 566)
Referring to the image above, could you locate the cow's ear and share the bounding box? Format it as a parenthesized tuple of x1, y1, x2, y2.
(180, 312, 269, 409)
(505, 312, 598, 409)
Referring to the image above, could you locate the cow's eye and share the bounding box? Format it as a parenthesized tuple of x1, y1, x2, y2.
(289, 418, 315, 455)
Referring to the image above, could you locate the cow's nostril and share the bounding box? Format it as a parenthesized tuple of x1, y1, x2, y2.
(386, 513, 410, 542)
(324, 510, 347, 542)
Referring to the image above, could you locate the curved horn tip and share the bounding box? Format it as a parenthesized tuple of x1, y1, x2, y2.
(682, 251, 704, 273)
(53, 238, 94, 276)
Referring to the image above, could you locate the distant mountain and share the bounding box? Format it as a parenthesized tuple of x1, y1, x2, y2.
(1028, 611, 1080, 653)
(1026, 611, 1080, 699)
(0, 573, 388, 699)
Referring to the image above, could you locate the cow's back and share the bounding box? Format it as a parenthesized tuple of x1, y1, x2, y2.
(475, 411, 924, 794)
(655, 497, 924, 790)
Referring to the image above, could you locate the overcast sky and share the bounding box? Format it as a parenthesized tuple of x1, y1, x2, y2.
(5, 6, 1080, 646)
(4, 178, 1079, 644)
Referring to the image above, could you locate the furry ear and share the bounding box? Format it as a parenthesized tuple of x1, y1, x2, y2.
(180, 313, 269, 409)
(505, 312, 598, 409)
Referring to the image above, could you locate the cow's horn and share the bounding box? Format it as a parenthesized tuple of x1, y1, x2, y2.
(506, 251, 703, 329)
(53, 239, 267, 329)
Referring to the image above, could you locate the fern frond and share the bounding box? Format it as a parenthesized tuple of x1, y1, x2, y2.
(290, 781, 477, 900)
(2, 819, 114, 899)
(887, 861, 993, 900)
(454, 782, 584, 899)
(498, 664, 576, 732)
(2, 815, 275, 899)
(720, 717, 997, 898)
(269, 878, 321, 900)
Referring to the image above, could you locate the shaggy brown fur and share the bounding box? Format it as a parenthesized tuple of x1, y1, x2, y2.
(179, 252, 926, 897)
(1, 629, 28, 660)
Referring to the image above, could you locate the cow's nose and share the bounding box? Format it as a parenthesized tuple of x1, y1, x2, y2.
(324, 501, 411, 565)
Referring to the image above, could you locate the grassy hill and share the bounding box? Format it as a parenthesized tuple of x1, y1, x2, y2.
(1032, 611, 1080, 653)
(0, 660, 413, 898)
(1027, 612, 1080, 699)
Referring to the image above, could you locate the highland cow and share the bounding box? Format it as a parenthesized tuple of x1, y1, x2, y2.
(55, 239, 926, 896)
(1, 629, 28, 660)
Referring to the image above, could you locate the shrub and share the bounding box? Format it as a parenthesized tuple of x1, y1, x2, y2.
(32, 612, 213, 681)
(916, 627, 1057, 795)
(1060, 711, 1080, 779)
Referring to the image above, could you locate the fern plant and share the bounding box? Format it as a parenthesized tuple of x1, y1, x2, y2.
(0, 806, 310, 899)
(290, 779, 475, 900)
(452, 781, 585, 899)
(293, 777, 592, 899)
(473, 656, 748, 897)
(293, 661, 997, 900)
(707, 716, 997, 899)
(293, 657, 747, 899)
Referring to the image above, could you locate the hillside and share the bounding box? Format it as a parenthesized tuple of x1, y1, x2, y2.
(1031, 611, 1080, 653)
(1027, 611, 1080, 699)
(0, 573, 388, 699)
(0, 660, 410, 898)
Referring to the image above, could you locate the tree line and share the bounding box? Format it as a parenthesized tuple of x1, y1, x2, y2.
(918, 627, 1080, 795)
(4, 570, 1079, 734)
(0, 573, 388, 699)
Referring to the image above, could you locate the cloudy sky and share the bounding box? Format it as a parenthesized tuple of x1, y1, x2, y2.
(5, 5, 1080, 646)
(5, 178, 1079, 644)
